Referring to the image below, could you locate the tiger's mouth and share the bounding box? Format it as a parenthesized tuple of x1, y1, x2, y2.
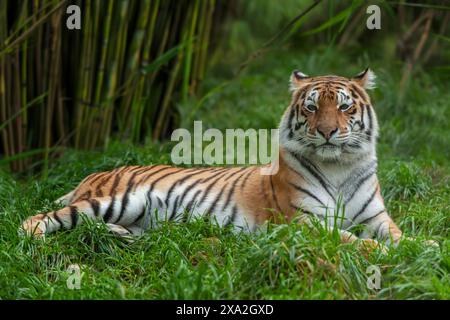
(315, 142, 342, 152)
(317, 142, 338, 148)
(313, 142, 343, 160)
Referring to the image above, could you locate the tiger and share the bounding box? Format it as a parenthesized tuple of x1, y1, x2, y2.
(22, 69, 413, 248)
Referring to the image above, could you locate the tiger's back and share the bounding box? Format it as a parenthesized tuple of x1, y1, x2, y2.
(28, 164, 279, 236)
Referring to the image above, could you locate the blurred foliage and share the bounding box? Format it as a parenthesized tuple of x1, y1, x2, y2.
(0, 0, 449, 175)
(0, 0, 232, 173)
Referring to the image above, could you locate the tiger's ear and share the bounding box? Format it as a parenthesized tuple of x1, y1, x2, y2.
(289, 70, 309, 91)
(352, 68, 376, 90)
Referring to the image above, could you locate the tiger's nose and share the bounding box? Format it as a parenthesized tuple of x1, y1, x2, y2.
(317, 127, 338, 140)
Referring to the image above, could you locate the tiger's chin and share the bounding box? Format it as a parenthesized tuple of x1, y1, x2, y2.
(307, 144, 369, 164)
(313, 145, 343, 162)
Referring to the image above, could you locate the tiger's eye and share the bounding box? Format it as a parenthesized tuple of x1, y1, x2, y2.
(305, 104, 317, 112)
(339, 103, 351, 111)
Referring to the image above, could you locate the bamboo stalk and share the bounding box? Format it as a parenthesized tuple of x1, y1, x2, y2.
(0, 0, 230, 172)
(100, 0, 130, 146)
(117, 0, 152, 139)
(181, 0, 200, 104)
(42, 1, 63, 178)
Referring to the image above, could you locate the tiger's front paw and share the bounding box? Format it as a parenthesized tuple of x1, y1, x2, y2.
(358, 238, 388, 255)
(21, 215, 47, 238)
(423, 239, 439, 247)
(403, 236, 439, 248)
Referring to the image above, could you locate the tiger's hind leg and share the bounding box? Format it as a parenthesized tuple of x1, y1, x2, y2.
(22, 199, 104, 237)
(21, 195, 147, 237)
(55, 190, 75, 206)
(105, 224, 145, 242)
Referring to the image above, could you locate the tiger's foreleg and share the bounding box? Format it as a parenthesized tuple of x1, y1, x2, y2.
(298, 214, 387, 251)
(361, 211, 439, 247)
(359, 210, 402, 245)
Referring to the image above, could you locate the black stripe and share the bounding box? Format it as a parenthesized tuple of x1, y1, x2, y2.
(289, 151, 335, 200)
(295, 119, 307, 131)
(351, 84, 367, 101)
(181, 209, 190, 223)
(196, 170, 236, 212)
(224, 167, 248, 182)
(351, 187, 378, 223)
(365, 104, 373, 141)
(133, 166, 173, 188)
(52, 211, 63, 227)
(177, 178, 204, 211)
(206, 183, 229, 217)
(357, 209, 385, 225)
(310, 80, 350, 86)
(198, 168, 229, 183)
(128, 165, 145, 173)
(144, 193, 153, 220)
(165, 168, 211, 209)
(102, 172, 123, 221)
(344, 162, 377, 204)
(89, 171, 110, 185)
(270, 175, 282, 212)
(185, 190, 202, 213)
(288, 105, 296, 138)
(128, 167, 160, 187)
(221, 168, 252, 213)
(296, 103, 301, 123)
(103, 196, 116, 222)
(115, 170, 143, 224)
(122, 226, 133, 234)
(209, 167, 227, 172)
(375, 221, 386, 239)
(83, 172, 102, 185)
(88, 198, 100, 217)
(132, 204, 147, 225)
(119, 166, 133, 173)
(240, 167, 256, 190)
(288, 182, 325, 207)
(289, 203, 314, 216)
(146, 169, 184, 196)
(285, 161, 304, 178)
(95, 172, 114, 197)
(168, 195, 181, 220)
(74, 190, 91, 202)
(360, 104, 365, 130)
(157, 196, 163, 207)
(143, 169, 185, 220)
(346, 140, 362, 149)
(69, 206, 78, 229)
(224, 205, 238, 227)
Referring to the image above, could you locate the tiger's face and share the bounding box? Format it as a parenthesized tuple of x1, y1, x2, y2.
(281, 69, 378, 163)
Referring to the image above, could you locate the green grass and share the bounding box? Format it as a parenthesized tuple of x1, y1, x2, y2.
(0, 47, 449, 299)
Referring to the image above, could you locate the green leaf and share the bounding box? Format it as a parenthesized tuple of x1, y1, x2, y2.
(301, 0, 363, 36)
(0, 93, 47, 132)
(141, 37, 196, 75)
(0, 147, 63, 165)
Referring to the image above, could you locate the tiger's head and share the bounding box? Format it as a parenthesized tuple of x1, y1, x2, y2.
(280, 69, 378, 164)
